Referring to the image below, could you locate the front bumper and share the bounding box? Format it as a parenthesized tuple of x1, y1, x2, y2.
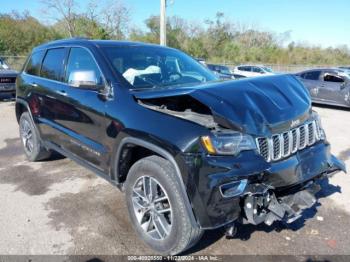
(186, 142, 346, 229)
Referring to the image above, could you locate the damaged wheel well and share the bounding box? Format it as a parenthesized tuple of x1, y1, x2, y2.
(15, 102, 28, 123)
(115, 143, 161, 184)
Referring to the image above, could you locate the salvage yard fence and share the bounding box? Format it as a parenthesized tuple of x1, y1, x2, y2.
(220, 63, 337, 73)
(1, 55, 337, 74)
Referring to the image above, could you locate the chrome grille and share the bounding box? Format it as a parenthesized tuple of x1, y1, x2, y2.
(256, 120, 320, 162)
(272, 135, 281, 161)
(299, 125, 306, 149)
(282, 132, 290, 157)
(257, 137, 269, 162)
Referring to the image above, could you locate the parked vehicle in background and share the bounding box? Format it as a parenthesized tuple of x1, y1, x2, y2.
(233, 65, 275, 78)
(232, 73, 246, 79)
(295, 68, 350, 108)
(194, 57, 207, 67)
(0, 58, 17, 96)
(207, 64, 235, 80)
(16, 39, 345, 255)
(339, 66, 350, 70)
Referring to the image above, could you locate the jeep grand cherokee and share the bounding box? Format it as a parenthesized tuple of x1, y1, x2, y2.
(16, 38, 346, 255)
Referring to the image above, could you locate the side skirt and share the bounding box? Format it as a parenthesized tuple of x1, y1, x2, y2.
(45, 141, 123, 190)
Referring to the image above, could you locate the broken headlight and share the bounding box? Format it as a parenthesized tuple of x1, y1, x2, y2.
(314, 112, 326, 140)
(201, 132, 256, 155)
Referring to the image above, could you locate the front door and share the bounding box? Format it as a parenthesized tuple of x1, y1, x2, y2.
(318, 71, 348, 105)
(59, 47, 111, 171)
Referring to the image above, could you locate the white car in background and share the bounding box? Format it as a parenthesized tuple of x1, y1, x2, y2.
(233, 65, 275, 78)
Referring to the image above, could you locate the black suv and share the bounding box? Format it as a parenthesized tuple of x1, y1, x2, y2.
(0, 58, 17, 96)
(16, 39, 346, 255)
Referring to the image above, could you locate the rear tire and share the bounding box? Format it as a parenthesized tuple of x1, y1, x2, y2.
(125, 155, 203, 255)
(19, 112, 51, 161)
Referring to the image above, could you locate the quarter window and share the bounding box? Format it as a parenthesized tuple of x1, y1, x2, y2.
(41, 48, 66, 81)
(303, 71, 321, 80)
(25, 50, 45, 76)
(65, 48, 103, 86)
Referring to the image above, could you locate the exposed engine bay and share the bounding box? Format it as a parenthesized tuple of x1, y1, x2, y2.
(138, 95, 220, 130)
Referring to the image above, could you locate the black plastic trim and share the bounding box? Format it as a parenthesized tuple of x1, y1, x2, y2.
(115, 136, 199, 228)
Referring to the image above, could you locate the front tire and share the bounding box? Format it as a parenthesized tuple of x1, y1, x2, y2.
(125, 155, 203, 255)
(19, 112, 51, 161)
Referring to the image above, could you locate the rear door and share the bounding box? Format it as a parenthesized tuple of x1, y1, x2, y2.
(27, 47, 70, 146)
(299, 70, 322, 101)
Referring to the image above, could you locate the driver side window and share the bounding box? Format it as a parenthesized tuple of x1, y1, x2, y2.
(252, 67, 262, 73)
(65, 47, 103, 87)
(323, 73, 344, 83)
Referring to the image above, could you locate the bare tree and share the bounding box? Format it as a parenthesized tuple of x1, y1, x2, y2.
(41, 0, 79, 37)
(100, 0, 131, 39)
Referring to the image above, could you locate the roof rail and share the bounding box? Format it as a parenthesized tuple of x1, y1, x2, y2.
(69, 37, 91, 40)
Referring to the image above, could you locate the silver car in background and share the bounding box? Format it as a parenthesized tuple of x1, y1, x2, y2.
(295, 68, 350, 108)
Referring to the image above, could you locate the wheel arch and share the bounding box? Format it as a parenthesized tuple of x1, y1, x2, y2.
(15, 98, 31, 123)
(114, 136, 199, 228)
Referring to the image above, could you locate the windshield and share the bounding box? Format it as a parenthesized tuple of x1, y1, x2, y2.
(102, 46, 217, 89)
(0, 59, 9, 70)
(219, 66, 231, 74)
(262, 67, 273, 73)
(338, 70, 350, 79)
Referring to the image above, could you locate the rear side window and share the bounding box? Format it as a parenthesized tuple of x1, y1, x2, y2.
(41, 48, 66, 81)
(25, 50, 45, 76)
(238, 66, 249, 71)
(303, 71, 321, 80)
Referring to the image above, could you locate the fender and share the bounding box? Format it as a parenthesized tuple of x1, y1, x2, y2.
(15, 97, 33, 122)
(114, 136, 199, 228)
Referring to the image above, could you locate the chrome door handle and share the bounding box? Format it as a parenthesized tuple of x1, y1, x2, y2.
(29, 83, 38, 87)
(56, 90, 67, 96)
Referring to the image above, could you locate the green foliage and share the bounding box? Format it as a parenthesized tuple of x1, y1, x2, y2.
(53, 16, 111, 39)
(0, 12, 62, 55)
(1, 10, 350, 66)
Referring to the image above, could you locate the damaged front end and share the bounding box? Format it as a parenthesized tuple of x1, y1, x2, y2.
(243, 181, 320, 226)
(133, 75, 347, 229)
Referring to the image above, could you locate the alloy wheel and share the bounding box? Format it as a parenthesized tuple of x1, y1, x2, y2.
(132, 176, 172, 240)
(20, 119, 34, 153)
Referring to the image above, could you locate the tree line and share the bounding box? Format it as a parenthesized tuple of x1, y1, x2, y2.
(1, 0, 349, 66)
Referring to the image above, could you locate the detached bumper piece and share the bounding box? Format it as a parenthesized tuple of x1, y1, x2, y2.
(243, 182, 320, 226)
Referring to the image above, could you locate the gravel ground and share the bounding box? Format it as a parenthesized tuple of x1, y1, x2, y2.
(0, 95, 349, 260)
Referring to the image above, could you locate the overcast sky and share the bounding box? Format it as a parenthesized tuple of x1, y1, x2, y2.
(2, 0, 350, 48)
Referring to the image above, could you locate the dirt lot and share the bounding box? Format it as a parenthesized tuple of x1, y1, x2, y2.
(0, 94, 350, 258)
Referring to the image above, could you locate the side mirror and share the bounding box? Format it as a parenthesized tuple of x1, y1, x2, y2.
(68, 70, 103, 90)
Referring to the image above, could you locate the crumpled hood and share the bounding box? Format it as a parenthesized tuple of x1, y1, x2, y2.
(133, 74, 311, 135)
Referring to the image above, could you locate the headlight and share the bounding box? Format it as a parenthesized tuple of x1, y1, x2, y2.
(201, 132, 256, 155)
(314, 112, 326, 140)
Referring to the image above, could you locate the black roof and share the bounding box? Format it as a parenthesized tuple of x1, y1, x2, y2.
(33, 38, 170, 52)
